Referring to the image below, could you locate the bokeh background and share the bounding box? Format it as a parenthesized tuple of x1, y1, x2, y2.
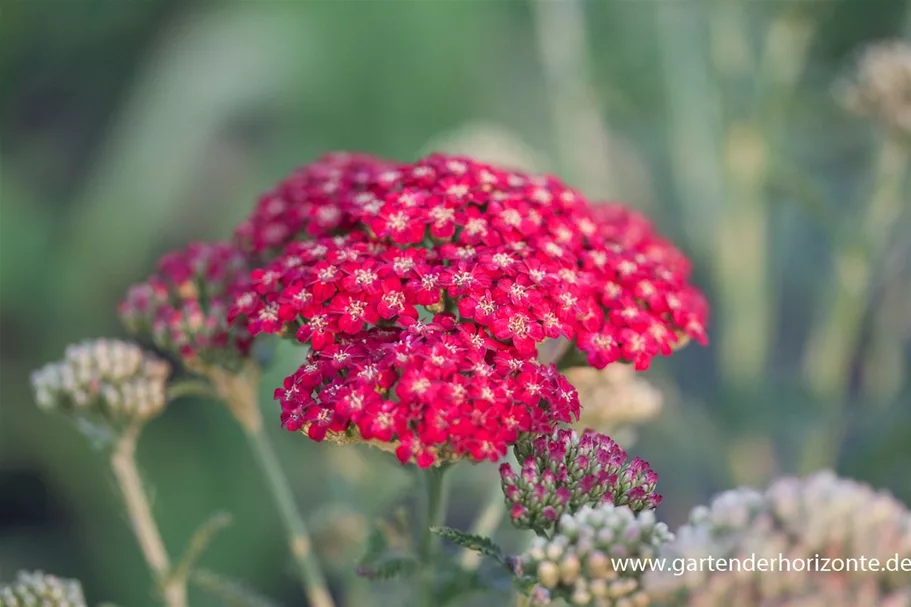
(2, 1, 910, 605)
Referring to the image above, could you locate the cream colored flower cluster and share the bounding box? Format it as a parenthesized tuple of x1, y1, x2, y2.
(840, 41, 911, 137)
(566, 366, 663, 443)
(0, 571, 86, 607)
(647, 471, 911, 607)
(30, 339, 170, 429)
(519, 504, 674, 607)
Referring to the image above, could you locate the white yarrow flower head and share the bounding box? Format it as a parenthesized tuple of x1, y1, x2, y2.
(646, 471, 911, 606)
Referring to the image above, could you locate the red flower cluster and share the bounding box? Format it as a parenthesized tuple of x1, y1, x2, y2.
(276, 315, 578, 467)
(233, 153, 707, 369)
(227, 152, 708, 464)
(120, 242, 253, 369)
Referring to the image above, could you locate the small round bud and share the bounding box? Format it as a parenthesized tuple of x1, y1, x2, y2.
(560, 554, 582, 584)
(537, 561, 561, 589)
(520, 503, 671, 606)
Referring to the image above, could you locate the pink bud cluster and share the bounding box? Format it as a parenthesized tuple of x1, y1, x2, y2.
(500, 429, 661, 533)
(120, 242, 253, 369)
(275, 314, 579, 467)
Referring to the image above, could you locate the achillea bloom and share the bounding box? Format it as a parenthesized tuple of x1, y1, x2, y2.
(275, 316, 579, 467)
(646, 471, 911, 607)
(120, 242, 253, 371)
(501, 429, 660, 533)
(233, 153, 707, 369)
(517, 504, 674, 607)
(30, 339, 169, 432)
(565, 365, 662, 438)
(839, 41, 911, 137)
(0, 571, 86, 607)
(229, 153, 707, 463)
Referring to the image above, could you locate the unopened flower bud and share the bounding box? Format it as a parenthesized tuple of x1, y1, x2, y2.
(31, 339, 170, 437)
(502, 429, 662, 534)
(520, 503, 672, 606)
(560, 554, 582, 584)
(537, 561, 561, 589)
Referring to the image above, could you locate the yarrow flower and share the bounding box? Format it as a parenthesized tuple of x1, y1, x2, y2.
(0, 571, 86, 607)
(646, 471, 911, 607)
(30, 339, 170, 433)
(120, 241, 253, 371)
(517, 504, 674, 607)
(274, 315, 579, 467)
(228, 152, 708, 463)
(839, 40, 911, 137)
(501, 429, 661, 533)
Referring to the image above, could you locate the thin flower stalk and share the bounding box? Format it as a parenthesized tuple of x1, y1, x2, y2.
(120, 243, 336, 607)
(803, 135, 910, 402)
(418, 466, 451, 607)
(111, 423, 188, 607)
(219, 372, 336, 607)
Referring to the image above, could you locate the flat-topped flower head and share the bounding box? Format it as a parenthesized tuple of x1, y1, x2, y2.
(0, 571, 86, 607)
(120, 241, 253, 371)
(501, 428, 661, 534)
(517, 504, 673, 607)
(274, 316, 580, 468)
(30, 339, 170, 436)
(647, 471, 911, 606)
(232, 153, 708, 374)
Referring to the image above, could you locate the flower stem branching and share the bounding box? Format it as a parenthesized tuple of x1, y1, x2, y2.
(110, 423, 187, 607)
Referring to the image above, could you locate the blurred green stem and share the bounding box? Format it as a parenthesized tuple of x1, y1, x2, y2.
(418, 465, 451, 607)
(110, 423, 187, 607)
(711, 8, 816, 390)
(209, 364, 335, 607)
(246, 427, 336, 607)
(799, 135, 910, 472)
(803, 135, 910, 402)
(459, 480, 505, 571)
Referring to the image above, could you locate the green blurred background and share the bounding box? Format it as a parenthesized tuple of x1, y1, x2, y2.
(1, 1, 910, 605)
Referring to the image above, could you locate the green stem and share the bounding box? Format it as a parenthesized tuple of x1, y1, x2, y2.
(167, 379, 217, 402)
(803, 136, 910, 402)
(246, 427, 336, 607)
(110, 423, 187, 607)
(418, 466, 451, 607)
